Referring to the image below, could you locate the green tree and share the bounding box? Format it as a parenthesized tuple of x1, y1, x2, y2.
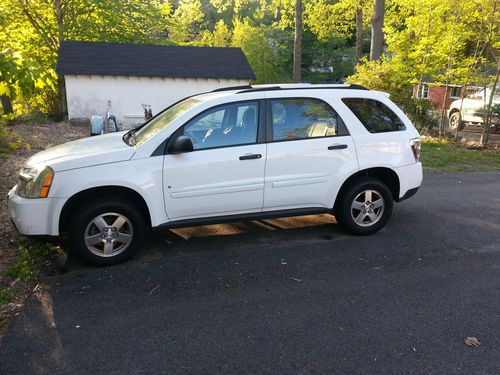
(232, 18, 289, 83)
(168, 0, 206, 43)
(306, 0, 371, 66)
(0, 48, 52, 114)
(1, 0, 168, 117)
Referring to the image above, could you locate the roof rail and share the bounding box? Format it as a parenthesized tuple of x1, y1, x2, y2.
(235, 84, 369, 94)
(347, 84, 369, 90)
(211, 85, 252, 92)
(237, 86, 282, 93)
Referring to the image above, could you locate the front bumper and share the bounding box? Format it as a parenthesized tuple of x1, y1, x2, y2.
(8, 186, 64, 236)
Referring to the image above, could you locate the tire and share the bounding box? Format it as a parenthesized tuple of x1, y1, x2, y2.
(335, 178, 394, 235)
(69, 198, 145, 265)
(448, 111, 463, 130)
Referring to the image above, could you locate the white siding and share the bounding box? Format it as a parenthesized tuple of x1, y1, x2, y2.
(65, 75, 249, 127)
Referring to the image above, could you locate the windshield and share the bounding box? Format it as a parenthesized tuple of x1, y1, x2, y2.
(131, 96, 202, 146)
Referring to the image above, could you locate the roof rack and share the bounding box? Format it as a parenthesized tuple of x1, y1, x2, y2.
(210, 83, 370, 94)
(211, 85, 252, 92)
(235, 84, 369, 94)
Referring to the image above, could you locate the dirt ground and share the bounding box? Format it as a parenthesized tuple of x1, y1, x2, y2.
(0, 122, 88, 290)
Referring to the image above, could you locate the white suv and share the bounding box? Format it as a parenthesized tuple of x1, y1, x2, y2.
(8, 84, 423, 265)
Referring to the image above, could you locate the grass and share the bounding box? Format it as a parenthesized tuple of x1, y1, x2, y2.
(0, 289, 14, 305)
(421, 137, 500, 173)
(0, 125, 22, 154)
(0, 238, 57, 320)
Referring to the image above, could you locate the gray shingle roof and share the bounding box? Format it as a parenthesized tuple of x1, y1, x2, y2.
(56, 40, 256, 80)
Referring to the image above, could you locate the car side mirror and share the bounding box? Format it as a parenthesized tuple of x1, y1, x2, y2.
(168, 135, 194, 154)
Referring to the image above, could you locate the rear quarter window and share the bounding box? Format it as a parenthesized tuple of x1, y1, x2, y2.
(342, 98, 406, 133)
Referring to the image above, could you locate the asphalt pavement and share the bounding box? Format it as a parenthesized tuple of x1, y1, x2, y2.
(1, 172, 499, 374)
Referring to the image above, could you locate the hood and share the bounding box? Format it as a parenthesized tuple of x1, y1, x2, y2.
(26, 131, 135, 172)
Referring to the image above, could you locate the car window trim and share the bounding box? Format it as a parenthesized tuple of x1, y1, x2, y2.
(264, 97, 349, 143)
(164, 99, 266, 154)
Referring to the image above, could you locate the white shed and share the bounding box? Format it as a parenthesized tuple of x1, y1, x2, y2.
(56, 40, 255, 127)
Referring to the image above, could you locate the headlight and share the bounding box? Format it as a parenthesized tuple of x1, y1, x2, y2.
(17, 166, 54, 198)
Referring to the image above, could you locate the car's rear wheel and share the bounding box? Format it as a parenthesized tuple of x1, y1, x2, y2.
(69, 198, 145, 265)
(335, 178, 394, 235)
(449, 111, 463, 130)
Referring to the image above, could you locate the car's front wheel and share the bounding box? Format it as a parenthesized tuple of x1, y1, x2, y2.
(69, 198, 145, 265)
(335, 178, 394, 235)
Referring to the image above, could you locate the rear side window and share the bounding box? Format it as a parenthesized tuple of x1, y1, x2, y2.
(342, 98, 406, 133)
(271, 98, 349, 141)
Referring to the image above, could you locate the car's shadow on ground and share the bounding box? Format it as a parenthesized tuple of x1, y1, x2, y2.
(47, 214, 345, 274)
(45, 203, 427, 276)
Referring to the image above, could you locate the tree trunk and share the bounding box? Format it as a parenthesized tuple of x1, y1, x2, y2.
(293, 0, 303, 83)
(355, 6, 363, 66)
(370, 0, 385, 61)
(480, 60, 500, 146)
(1, 94, 14, 114)
(58, 75, 68, 121)
(439, 86, 449, 138)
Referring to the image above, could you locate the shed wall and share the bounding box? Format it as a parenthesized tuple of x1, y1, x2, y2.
(65, 75, 249, 127)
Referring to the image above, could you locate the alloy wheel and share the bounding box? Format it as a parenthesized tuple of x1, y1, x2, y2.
(84, 212, 134, 257)
(350, 190, 385, 227)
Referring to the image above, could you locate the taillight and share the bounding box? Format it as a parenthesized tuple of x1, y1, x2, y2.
(410, 138, 421, 162)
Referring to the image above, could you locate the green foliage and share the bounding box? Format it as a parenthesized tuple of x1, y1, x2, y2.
(0, 0, 172, 117)
(347, 57, 412, 101)
(232, 19, 290, 83)
(213, 20, 233, 47)
(384, 0, 498, 86)
(306, 0, 371, 41)
(0, 289, 14, 305)
(400, 98, 439, 132)
(0, 0, 497, 119)
(168, 0, 206, 43)
(0, 48, 53, 102)
(421, 137, 500, 172)
(491, 103, 500, 117)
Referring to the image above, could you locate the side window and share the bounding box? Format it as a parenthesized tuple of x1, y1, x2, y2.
(342, 98, 406, 133)
(183, 101, 259, 150)
(271, 98, 348, 141)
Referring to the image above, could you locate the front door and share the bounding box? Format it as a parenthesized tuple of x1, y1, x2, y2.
(163, 100, 266, 221)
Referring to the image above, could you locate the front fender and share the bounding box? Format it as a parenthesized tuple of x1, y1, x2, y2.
(50, 157, 168, 230)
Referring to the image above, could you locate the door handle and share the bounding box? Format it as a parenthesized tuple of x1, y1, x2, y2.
(328, 144, 348, 150)
(239, 153, 262, 160)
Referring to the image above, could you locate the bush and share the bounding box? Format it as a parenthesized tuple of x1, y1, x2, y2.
(399, 97, 439, 132)
(346, 58, 413, 103)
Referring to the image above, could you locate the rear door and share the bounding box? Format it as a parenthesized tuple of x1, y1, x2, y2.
(263, 97, 358, 211)
(163, 100, 266, 220)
